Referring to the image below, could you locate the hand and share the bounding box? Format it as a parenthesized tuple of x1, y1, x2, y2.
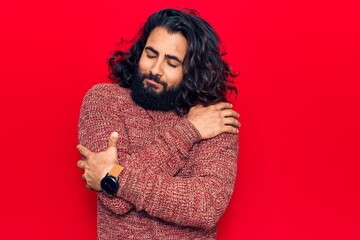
(77, 132, 119, 191)
(186, 102, 240, 140)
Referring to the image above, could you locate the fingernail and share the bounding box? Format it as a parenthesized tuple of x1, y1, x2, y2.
(111, 132, 119, 138)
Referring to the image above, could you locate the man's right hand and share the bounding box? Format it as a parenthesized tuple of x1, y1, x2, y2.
(186, 102, 240, 140)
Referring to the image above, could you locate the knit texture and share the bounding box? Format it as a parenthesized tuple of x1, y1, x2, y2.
(78, 83, 238, 240)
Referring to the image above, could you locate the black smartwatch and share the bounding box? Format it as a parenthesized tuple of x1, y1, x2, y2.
(100, 164, 124, 195)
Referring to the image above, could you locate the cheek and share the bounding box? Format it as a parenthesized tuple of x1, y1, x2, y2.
(165, 70, 184, 87)
(138, 54, 150, 72)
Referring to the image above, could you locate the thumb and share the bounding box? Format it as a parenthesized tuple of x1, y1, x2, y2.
(108, 132, 119, 148)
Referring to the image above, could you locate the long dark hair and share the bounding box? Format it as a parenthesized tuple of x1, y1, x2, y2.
(108, 8, 238, 116)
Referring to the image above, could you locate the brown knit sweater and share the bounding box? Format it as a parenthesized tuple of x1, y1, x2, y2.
(78, 84, 238, 240)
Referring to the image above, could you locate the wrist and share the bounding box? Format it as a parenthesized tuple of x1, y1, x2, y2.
(100, 163, 125, 195)
(181, 117, 202, 142)
(101, 163, 116, 180)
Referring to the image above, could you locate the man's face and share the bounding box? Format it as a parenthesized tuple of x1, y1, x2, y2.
(138, 27, 188, 94)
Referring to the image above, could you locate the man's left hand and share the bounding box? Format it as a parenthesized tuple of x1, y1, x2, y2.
(77, 132, 119, 191)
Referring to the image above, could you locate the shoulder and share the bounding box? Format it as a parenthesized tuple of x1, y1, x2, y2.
(83, 83, 132, 105)
(85, 83, 130, 98)
(209, 132, 238, 150)
(195, 132, 238, 157)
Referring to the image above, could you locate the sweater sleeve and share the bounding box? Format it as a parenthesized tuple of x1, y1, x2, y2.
(78, 84, 134, 215)
(78, 84, 201, 215)
(121, 117, 201, 176)
(116, 132, 239, 230)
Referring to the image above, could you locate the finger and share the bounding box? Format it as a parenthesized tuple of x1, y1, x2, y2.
(77, 144, 92, 157)
(77, 160, 86, 169)
(108, 132, 119, 148)
(222, 125, 239, 134)
(215, 102, 233, 110)
(224, 117, 241, 128)
(222, 109, 240, 118)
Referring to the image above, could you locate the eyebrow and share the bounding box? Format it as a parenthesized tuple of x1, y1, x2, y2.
(145, 46, 183, 64)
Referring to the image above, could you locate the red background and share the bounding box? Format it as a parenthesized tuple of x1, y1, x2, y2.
(1, 0, 359, 239)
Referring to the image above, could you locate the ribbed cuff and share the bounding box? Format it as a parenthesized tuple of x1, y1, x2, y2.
(165, 118, 201, 157)
(117, 167, 149, 210)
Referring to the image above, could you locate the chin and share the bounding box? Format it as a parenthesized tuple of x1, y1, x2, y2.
(151, 88, 163, 94)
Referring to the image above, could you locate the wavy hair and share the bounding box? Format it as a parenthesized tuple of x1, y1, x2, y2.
(108, 8, 238, 116)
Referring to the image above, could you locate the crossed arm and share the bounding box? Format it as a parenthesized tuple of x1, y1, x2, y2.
(77, 84, 240, 227)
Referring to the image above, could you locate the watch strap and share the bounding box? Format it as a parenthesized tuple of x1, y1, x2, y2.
(109, 164, 124, 178)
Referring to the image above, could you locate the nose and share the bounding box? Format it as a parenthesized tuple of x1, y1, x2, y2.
(150, 58, 164, 77)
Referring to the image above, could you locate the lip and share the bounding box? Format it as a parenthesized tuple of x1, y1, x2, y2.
(146, 79, 159, 85)
(145, 78, 161, 88)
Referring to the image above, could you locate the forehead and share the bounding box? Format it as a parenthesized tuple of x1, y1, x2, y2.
(145, 27, 188, 59)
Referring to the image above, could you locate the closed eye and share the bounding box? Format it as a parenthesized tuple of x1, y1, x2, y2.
(167, 62, 177, 68)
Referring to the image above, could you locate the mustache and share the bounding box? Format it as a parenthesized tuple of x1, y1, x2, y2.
(141, 73, 168, 89)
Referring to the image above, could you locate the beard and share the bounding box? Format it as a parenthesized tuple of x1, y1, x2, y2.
(130, 70, 181, 111)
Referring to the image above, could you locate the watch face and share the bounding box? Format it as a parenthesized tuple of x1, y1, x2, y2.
(101, 175, 119, 195)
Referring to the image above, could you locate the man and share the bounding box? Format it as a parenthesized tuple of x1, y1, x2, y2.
(77, 8, 240, 239)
